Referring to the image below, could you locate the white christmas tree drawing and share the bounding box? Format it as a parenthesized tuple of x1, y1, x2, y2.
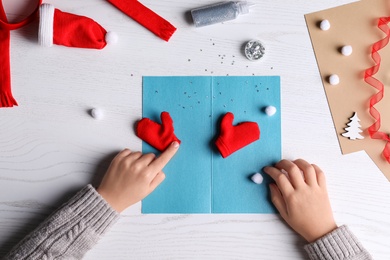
(342, 112, 364, 140)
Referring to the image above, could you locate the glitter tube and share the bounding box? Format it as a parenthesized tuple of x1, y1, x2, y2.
(191, 1, 253, 27)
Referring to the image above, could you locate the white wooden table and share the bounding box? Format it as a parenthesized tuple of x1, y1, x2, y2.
(1, 0, 390, 259)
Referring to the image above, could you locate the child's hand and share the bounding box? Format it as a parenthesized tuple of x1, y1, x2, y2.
(97, 141, 180, 212)
(264, 159, 337, 243)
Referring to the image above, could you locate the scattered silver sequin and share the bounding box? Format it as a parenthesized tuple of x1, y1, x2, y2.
(245, 40, 265, 61)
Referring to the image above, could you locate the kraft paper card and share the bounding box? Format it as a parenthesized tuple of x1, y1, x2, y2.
(305, 0, 390, 180)
(141, 76, 281, 213)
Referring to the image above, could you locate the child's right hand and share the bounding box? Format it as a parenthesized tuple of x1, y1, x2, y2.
(264, 159, 337, 243)
(97, 141, 180, 213)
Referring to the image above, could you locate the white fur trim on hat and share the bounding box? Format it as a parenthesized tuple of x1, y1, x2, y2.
(38, 4, 55, 47)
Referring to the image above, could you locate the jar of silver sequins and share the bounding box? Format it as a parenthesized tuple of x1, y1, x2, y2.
(244, 40, 265, 61)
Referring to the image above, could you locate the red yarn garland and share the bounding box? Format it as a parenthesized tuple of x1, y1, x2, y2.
(364, 17, 390, 163)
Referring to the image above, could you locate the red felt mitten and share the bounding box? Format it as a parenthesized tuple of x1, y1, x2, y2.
(215, 112, 260, 158)
(136, 112, 181, 152)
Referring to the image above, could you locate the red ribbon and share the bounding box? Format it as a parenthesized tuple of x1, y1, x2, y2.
(0, 0, 42, 107)
(364, 17, 390, 163)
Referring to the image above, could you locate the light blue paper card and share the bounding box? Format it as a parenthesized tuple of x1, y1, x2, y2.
(142, 76, 281, 214)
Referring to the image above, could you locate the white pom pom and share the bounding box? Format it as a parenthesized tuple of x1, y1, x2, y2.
(251, 173, 263, 184)
(105, 31, 118, 45)
(265, 106, 277, 116)
(320, 19, 330, 31)
(328, 74, 340, 85)
(91, 108, 104, 120)
(341, 45, 353, 56)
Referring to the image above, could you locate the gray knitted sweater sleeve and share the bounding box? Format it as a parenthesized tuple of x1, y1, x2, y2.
(4, 185, 120, 260)
(4, 185, 372, 260)
(304, 225, 373, 260)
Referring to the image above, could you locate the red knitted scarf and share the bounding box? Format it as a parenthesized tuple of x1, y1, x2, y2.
(0, 1, 42, 107)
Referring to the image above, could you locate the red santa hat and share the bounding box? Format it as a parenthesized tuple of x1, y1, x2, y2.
(38, 4, 117, 49)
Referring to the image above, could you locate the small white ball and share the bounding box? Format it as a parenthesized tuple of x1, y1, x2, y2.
(328, 74, 340, 85)
(251, 173, 264, 184)
(320, 19, 330, 31)
(265, 106, 277, 116)
(341, 45, 353, 56)
(105, 31, 118, 45)
(91, 108, 104, 120)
